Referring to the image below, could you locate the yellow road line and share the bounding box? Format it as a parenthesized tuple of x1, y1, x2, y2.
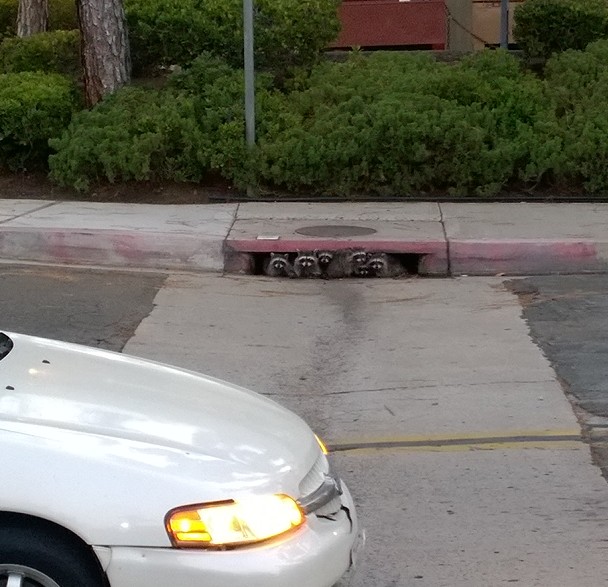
(328, 430, 583, 454)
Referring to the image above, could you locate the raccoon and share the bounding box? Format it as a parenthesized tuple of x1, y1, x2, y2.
(263, 252, 294, 277)
(353, 263, 371, 278)
(316, 251, 335, 272)
(365, 252, 404, 278)
(293, 251, 322, 278)
(326, 249, 370, 278)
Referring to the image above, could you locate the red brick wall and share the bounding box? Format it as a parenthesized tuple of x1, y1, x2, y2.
(331, 0, 447, 49)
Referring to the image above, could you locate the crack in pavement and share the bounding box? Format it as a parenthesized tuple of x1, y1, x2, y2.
(265, 379, 557, 397)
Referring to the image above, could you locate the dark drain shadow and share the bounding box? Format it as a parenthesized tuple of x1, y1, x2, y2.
(250, 252, 422, 277)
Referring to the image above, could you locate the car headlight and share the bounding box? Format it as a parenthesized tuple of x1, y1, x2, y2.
(165, 494, 304, 549)
(315, 433, 329, 455)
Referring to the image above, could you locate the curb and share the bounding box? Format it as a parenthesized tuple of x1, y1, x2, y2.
(2, 226, 608, 277)
(449, 239, 608, 276)
(0, 227, 226, 272)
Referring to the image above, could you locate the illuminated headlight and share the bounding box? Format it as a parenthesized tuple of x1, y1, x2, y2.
(165, 494, 304, 549)
(315, 434, 329, 455)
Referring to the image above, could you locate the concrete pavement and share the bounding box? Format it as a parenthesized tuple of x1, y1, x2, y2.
(2, 199, 608, 275)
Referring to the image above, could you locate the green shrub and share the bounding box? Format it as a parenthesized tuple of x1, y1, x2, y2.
(166, 52, 237, 93)
(0, 30, 80, 76)
(48, 0, 77, 31)
(539, 41, 608, 193)
(49, 87, 209, 191)
(0, 71, 76, 170)
(514, 0, 608, 60)
(544, 40, 608, 114)
(125, 0, 340, 74)
(0, 0, 77, 40)
(561, 101, 608, 193)
(0, 0, 17, 39)
(253, 52, 551, 197)
(49, 56, 292, 191)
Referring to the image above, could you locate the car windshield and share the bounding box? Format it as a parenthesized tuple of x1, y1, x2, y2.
(0, 332, 13, 361)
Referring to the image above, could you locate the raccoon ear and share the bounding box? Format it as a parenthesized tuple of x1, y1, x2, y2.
(270, 252, 277, 258)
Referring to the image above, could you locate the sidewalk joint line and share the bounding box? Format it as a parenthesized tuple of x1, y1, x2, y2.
(222, 203, 240, 260)
(438, 203, 451, 276)
(0, 201, 59, 226)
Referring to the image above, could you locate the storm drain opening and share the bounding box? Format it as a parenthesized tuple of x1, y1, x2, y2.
(247, 251, 423, 278)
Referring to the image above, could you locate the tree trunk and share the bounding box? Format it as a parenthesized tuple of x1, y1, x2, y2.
(17, 0, 49, 37)
(76, 0, 131, 108)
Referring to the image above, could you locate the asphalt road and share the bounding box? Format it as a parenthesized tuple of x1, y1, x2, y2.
(508, 275, 608, 417)
(3, 265, 608, 586)
(0, 264, 164, 350)
(508, 275, 608, 479)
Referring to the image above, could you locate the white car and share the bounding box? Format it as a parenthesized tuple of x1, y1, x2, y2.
(0, 331, 361, 587)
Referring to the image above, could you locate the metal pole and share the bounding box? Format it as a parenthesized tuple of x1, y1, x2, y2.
(243, 0, 255, 197)
(243, 0, 255, 148)
(500, 0, 509, 49)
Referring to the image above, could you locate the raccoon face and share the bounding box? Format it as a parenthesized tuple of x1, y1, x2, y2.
(355, 265, 370, 276)
(269, 253, 290, 271)
(317, 252, 334, 266)
(271, 257, 287, 269)
(296, 255, 316, 268)
(352, 251, 368, 265)
(368, 255, 386, 272)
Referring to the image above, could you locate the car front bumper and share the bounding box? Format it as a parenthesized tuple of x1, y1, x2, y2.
(99, 481, 360, 587)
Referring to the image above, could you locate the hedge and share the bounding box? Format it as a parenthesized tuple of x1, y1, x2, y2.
(514, 0, 608, 60)
(252, 51, 551, 196)
(0, 30, 80, 77)
(539, 40, 608, 193)
(43, 48, 608, 196)
(49, 54, 287, 190)
(125, 0, 340, 75)
(48, 87, 206, 191)
(0, 71, 77, 170)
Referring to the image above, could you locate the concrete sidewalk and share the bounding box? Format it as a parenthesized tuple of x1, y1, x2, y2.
(1, 199, 608, 275)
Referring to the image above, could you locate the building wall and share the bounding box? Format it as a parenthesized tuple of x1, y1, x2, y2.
(471, 0, 525, 49)
(446, 0, 526, 52)
(446, 0, 474, 52)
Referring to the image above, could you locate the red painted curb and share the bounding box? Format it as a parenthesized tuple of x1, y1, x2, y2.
(450, 240, 605, 275)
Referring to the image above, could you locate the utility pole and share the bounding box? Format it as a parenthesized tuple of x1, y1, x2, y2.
(243, 0, 255, 197)
(500, 0, 509, 49)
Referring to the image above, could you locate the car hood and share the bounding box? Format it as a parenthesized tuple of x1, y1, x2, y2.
(0, 332, 318, 484)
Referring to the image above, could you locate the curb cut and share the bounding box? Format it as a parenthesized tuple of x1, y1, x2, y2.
(224, 237, 449, 276)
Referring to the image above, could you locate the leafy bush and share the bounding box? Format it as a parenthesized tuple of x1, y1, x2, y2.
(253, 52, 552, 197)
(48, 0, 77, 31)
(0, 30, 80, 77)
(539, 41, 608, 193)
(514, 0, 608, 60)
(0, 71, 76, 170)
(50, 48, 608, 197)
(0, 0, 77, 40)
(125, 0, 340, 74)
(0, 0, 16, 39)
(544, 40, 608, 113)
(49, 56, 290, 190)
(49, 87, 208, 191)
